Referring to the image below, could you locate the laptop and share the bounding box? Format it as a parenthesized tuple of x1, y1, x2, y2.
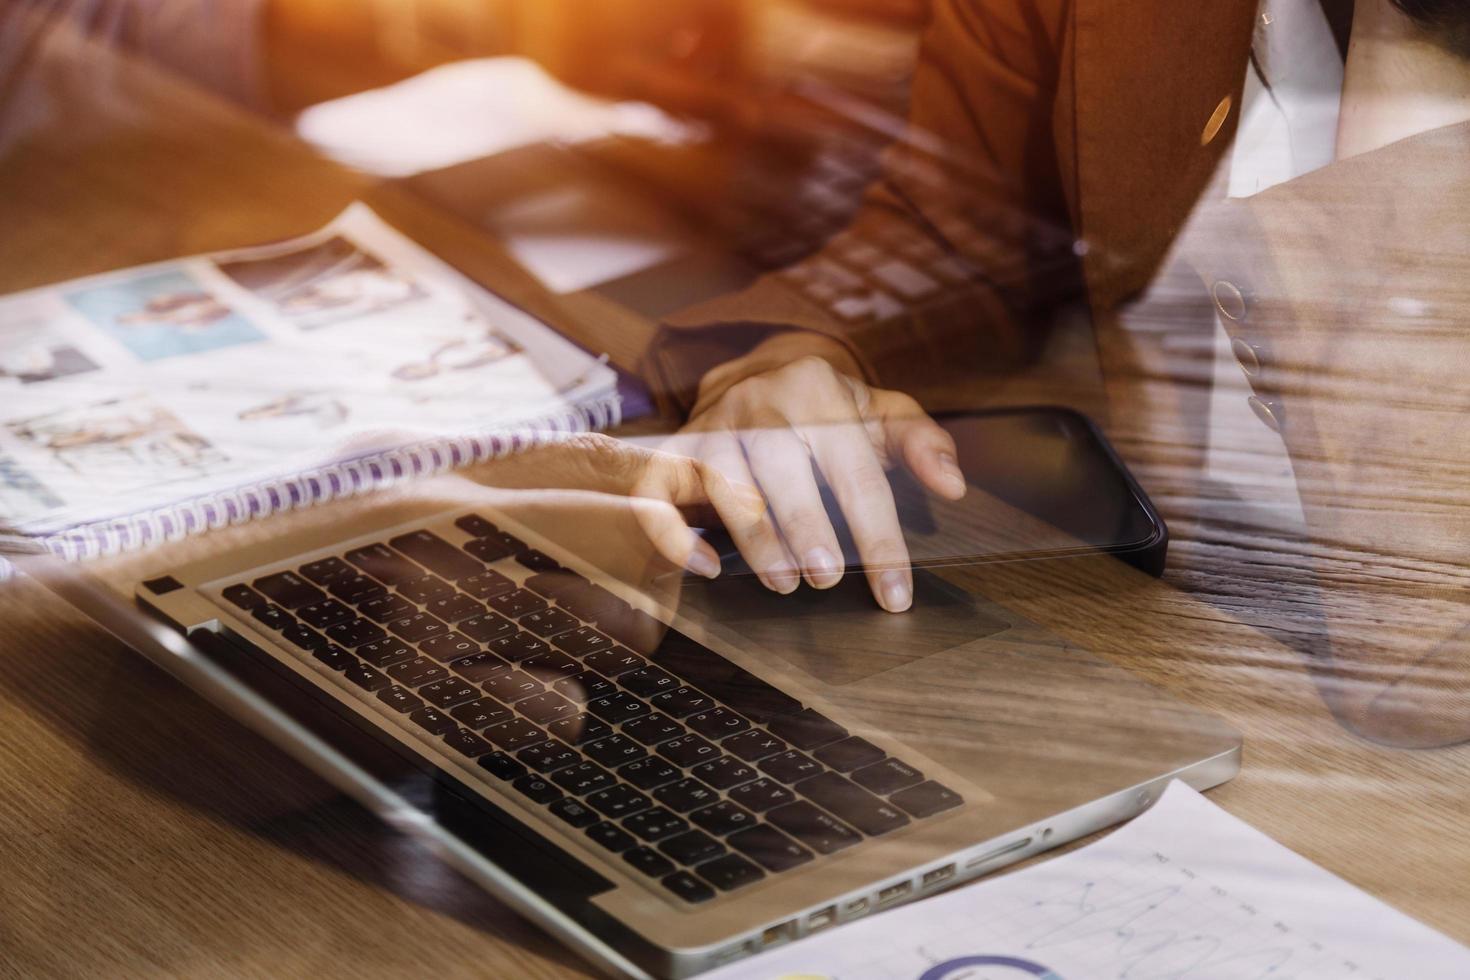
(37, 460, 1242, 978)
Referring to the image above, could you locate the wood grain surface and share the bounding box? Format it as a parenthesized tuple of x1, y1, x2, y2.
(2, 17, 1468, 980)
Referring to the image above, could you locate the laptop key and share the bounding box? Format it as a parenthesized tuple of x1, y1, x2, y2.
(661, 870, 716, 904)
(582, 647, 645, 677)
(357, 593, 415, 624)
(345, 662, 391, 692)
(357, 638, 415, 669)
(587, 691, 650, 724)
(251, 603, 292, 631)
(419, 679, 481, 710)
(690, 756, 758, 791)
(796, 771, 909, 836)
(586, 821, 637, 853)
(686, 707, 750, 739)
(460, 569, 516, 600)
(295, 599, 353, 629)
(650, 633, 801, 722)
(597, 607, 661, 653)
(620, 666, 680, 699)
(890, 781, 963, 818)
(552, 625, 612, 657)
(521, 650, 581, 681)
(695, 854, 764, 892)
(483, 718, 549, 751)
(519, 608, 579, 638)
(549, 797, 599, 828)
(658, 734, 719, 768)
(463, 535, 514, 563)
(488, 631, 550, 663)
(386, 611, 449, 644)
(650, 686, 714, 718)
(586, 785, 653, 819)
(253, 571, 325, 610)
(344, 543, 420, 587)
(814, 736, 886, 773)
(486, 588, 547, 619)
(713, 731, 778, 766)
(518, 692, 578, 726)
(454, 513, 498, 538)
(387, 656, 448, 688)
(459, 612, 516, 643)
(583, 734, 647, 767)
(482, 669, 542, 703)
(851, 758, 924, 795)
(553, 670, 614, 704)
(312, 644, 355, 671)
(767, 801, 862, 855)
(325, 617, 386, 649)
(389, 530, 483, 581)
(451, 696, 513, 730)
(552, 762, 616, 796)
(419, 632, 481, 664)
(690, 800, 757, 837)
(299, 556, 353, 584)
(327, 574, 385, 604)
(222, 584, 267, 610)
(444, 727, 494, 757)
(397, 574, 454, 604)
(727, 777, 795, 812)
(653, 778, 719, 814)
(622, 846, 675, 878)
(513, 773, 562, 804)
(622, 713, 686, 746)
(516, 549, 561, 572)
(727, 825, 813, 873)
(659, 829, 725, 866)
(281, 623, 329, 653)
(623, 807, 689, 842)
(422, 593, 487, 624)
(409, 706, 457, 736)
(619, 757, 681, 791)
(477, 751, 526, 782)
(767, 708, 847, 751)
(524, 570, 589, 602)
(450, 652, 511, 684)
(376, 685, 423, 713)
(759, 750, 823, 784)
(548, 712, 611, 746)
(518, 740, 582, 773)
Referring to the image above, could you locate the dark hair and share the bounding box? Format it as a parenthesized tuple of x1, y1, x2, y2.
(1391, 0, 1470, 58)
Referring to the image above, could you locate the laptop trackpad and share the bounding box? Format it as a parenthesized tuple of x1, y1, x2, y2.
(684, 569, 1008, 687)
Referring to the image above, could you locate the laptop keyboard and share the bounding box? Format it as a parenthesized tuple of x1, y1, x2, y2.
(219, 515, 962, 905)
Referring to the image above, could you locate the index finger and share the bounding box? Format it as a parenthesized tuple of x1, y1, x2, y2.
(804, 418, 913, 612)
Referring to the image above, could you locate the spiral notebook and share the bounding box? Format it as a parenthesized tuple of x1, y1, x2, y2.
(0, 204, 620, 564)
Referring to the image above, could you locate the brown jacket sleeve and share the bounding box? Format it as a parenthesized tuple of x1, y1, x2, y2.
(642, 0, 1082, 417)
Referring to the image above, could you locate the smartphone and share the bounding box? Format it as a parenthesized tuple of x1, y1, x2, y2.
(704, 405, 1168, 578)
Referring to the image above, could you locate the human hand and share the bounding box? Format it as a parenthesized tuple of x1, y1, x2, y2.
(665, 332, 966, 612)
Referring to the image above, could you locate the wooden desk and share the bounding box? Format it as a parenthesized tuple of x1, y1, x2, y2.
(3, 20, 1468, 979)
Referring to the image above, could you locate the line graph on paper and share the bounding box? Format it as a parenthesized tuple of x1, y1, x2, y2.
(711, 783, 1470, 980)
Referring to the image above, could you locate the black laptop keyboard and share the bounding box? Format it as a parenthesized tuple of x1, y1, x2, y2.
(220, 515, 962, 905)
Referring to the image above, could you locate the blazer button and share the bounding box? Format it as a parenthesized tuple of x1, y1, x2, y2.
(1230, 337, 1263, 378)
(1212, 279, 1247, 321)
(1201, 94, 1233, 146)
(1248, 395, 1284, 432)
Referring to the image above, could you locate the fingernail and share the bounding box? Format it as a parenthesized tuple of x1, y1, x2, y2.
(880, 571, 912, 612)
(938, 452, 966, 497)
(803, 547, 841, 587)
(687, 549, 721, 579)
(767, 561, 800, 594)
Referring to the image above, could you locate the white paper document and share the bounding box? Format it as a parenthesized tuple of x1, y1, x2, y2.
(711, 781, 1470, 980)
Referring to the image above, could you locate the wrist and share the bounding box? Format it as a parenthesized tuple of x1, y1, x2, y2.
(691, 331, 863, 419)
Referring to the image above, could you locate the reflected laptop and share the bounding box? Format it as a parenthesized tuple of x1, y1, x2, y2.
(52, 424, 1244, 978)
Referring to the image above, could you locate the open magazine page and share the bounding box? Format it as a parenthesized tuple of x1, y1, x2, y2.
(0, 205, 618, 541)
